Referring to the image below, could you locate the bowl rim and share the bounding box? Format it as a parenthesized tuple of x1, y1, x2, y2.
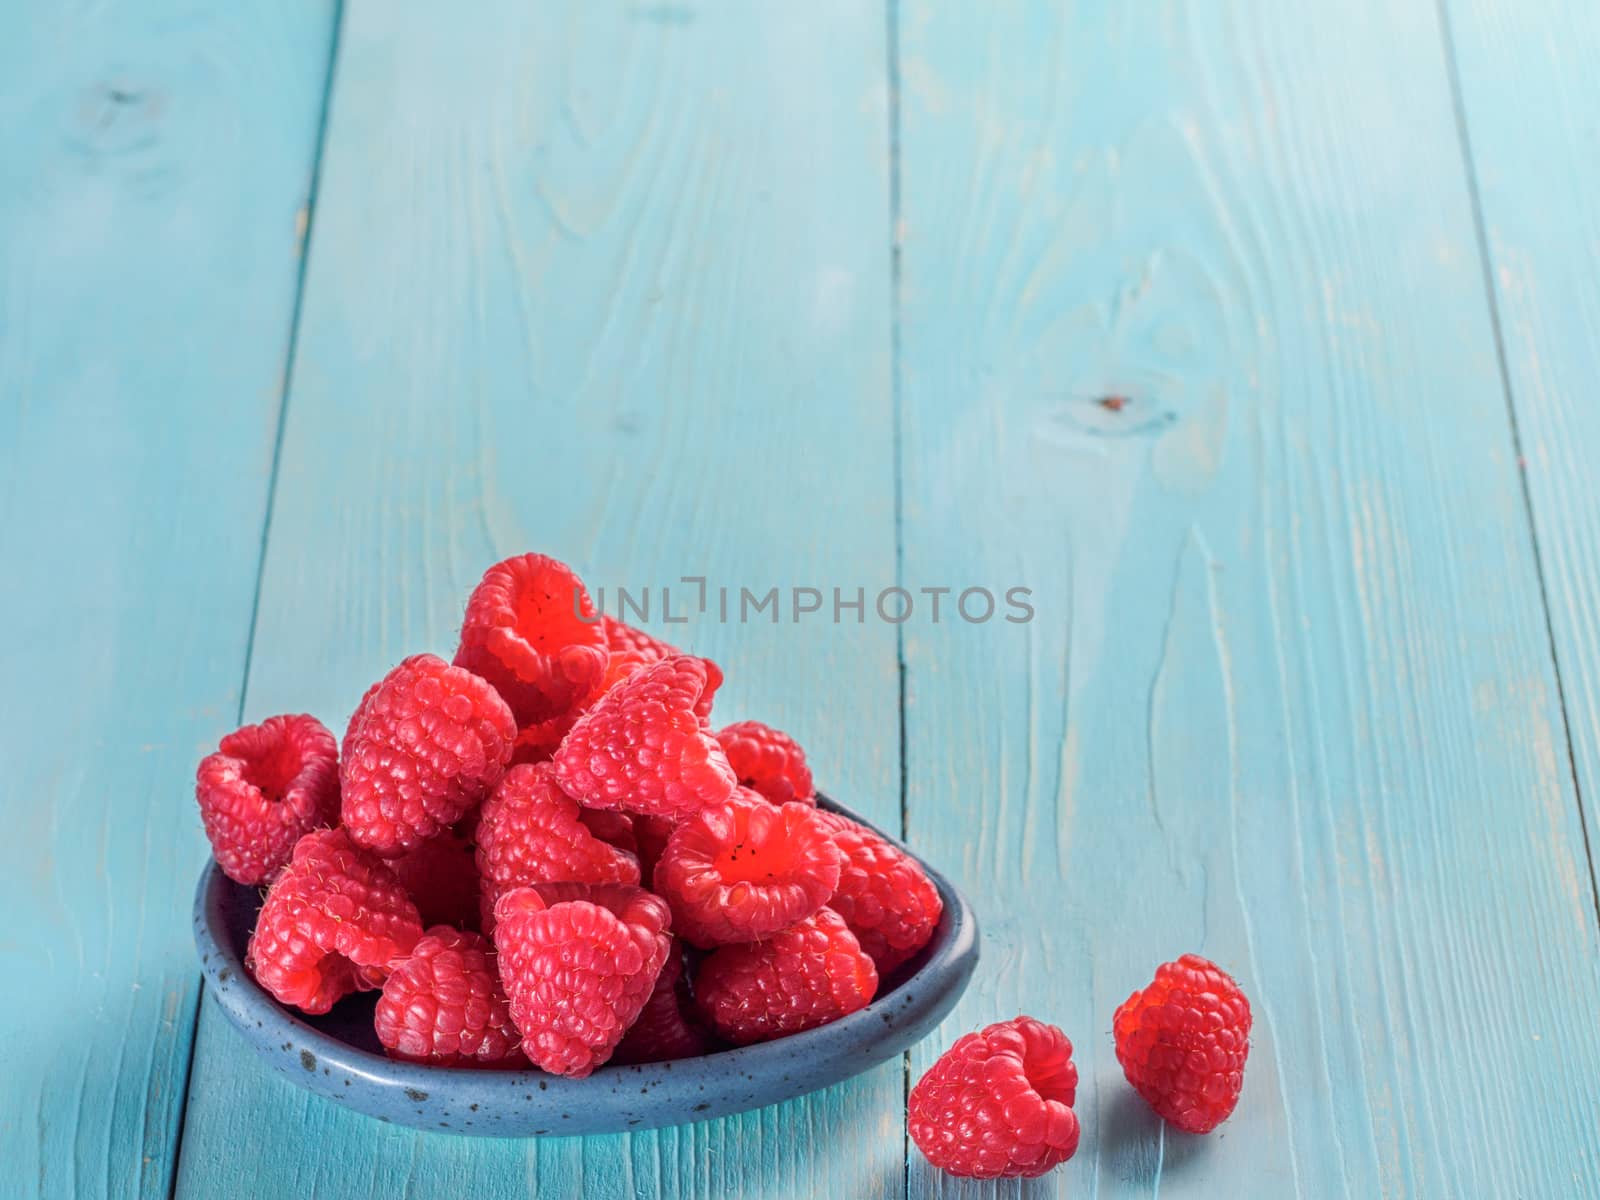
(193, 793, 979, 1120)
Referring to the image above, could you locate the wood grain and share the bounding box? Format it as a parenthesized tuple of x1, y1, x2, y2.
(172, 1, 900, 1196)
(895, 2, 1600, 1196)
(1441, 0, 1600, 910)
(0, 2, 336, 1197)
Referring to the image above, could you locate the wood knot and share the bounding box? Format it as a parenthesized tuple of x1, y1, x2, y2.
(68, 79, 167, 159)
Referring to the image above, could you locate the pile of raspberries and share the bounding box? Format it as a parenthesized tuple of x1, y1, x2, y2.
(195, 551, 1252, 1179)
(196, 553, 942, 1078)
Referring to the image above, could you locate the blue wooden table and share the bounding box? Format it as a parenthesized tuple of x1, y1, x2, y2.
(5, 1, 1600, 1196)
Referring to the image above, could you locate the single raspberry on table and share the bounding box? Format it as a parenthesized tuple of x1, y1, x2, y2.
(653, 795, 840, 947)
(612, 938, 716, 1064)
(453, 553, 610, 727)
(475, 763, 640, 933)
(811, 810, 943, 976)
(386, 824, 482, 931)
(373, 926, 523, 1068)
(908, 1016, 1080, 1179)
(694, 907, 877, 1045)
(714, 720, 815, 807)
(1113, 954, 1251, 1134)
(492, 882, 672, 1077)
(247, 829, 423, 1014)
(552, 655, 735, 819)
(195, 713, 340, 885)
(340, 653, 516, 857)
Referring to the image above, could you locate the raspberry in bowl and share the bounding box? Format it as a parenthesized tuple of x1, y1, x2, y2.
(190, 551, 977, 1136)
(194, 791, 976, 1135)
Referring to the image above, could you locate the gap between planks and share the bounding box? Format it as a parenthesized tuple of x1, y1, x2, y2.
(166, 2, 349, 1190)
(882, 0, 915, 1193)
(1431, 0, 1600, 931)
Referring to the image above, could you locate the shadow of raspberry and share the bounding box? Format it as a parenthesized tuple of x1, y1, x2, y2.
(1097, 1084, 1208, 1187)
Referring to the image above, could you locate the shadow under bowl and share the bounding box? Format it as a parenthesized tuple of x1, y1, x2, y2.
(192, 794, 979, 1137)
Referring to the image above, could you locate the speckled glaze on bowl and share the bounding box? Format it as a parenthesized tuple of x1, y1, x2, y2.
(192, 795, 979, 1136)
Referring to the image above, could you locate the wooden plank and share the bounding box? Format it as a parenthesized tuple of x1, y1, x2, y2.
(0, 3, 337, 1197)
(896, 2, 1600, 1196)
(172, 1, 899, 1196)
(1441, 0, 1600, 908)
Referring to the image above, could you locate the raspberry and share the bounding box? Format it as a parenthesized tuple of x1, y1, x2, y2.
(908, 1016, 1080, 1179)
(373, 926, 523, 1067)
(714, 720, 815, 806)
(492, 883, 672, 1077)
(613, 938, 715, 1064)
(594, 650, 653, 699)
(596, 619, 723, 716)
(246, 829, 423, 1014)
(499, 614, 729, 766)
(387, 825, 481, 930)
(653, 796, 841, 947)
(577, 808, 637, 857)
(454, 554, 609, 727)
(633, 814, 676, 889)
(812, 810, 943, 976)
(512, 660, 723, 768)
(694, 907, 877, 1045)
(1113, 954, 1251, 1134)
(194, 714, 340, 885)
(602, 615, 681, 661)
(552, 656, 735, 818)
(339, 675, 383, 765)
(475, 763, 640, 932)
(507, 712, 579, 766)
(524, 879, 640, 907)
(693, 659, 724, 721)
(340, 654, 516, 856)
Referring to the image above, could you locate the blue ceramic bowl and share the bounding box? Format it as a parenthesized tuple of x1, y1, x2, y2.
(193, 795, 979, 1136)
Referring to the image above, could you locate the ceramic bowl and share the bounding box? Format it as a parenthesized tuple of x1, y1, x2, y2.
(193, 795, 979, 1136)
